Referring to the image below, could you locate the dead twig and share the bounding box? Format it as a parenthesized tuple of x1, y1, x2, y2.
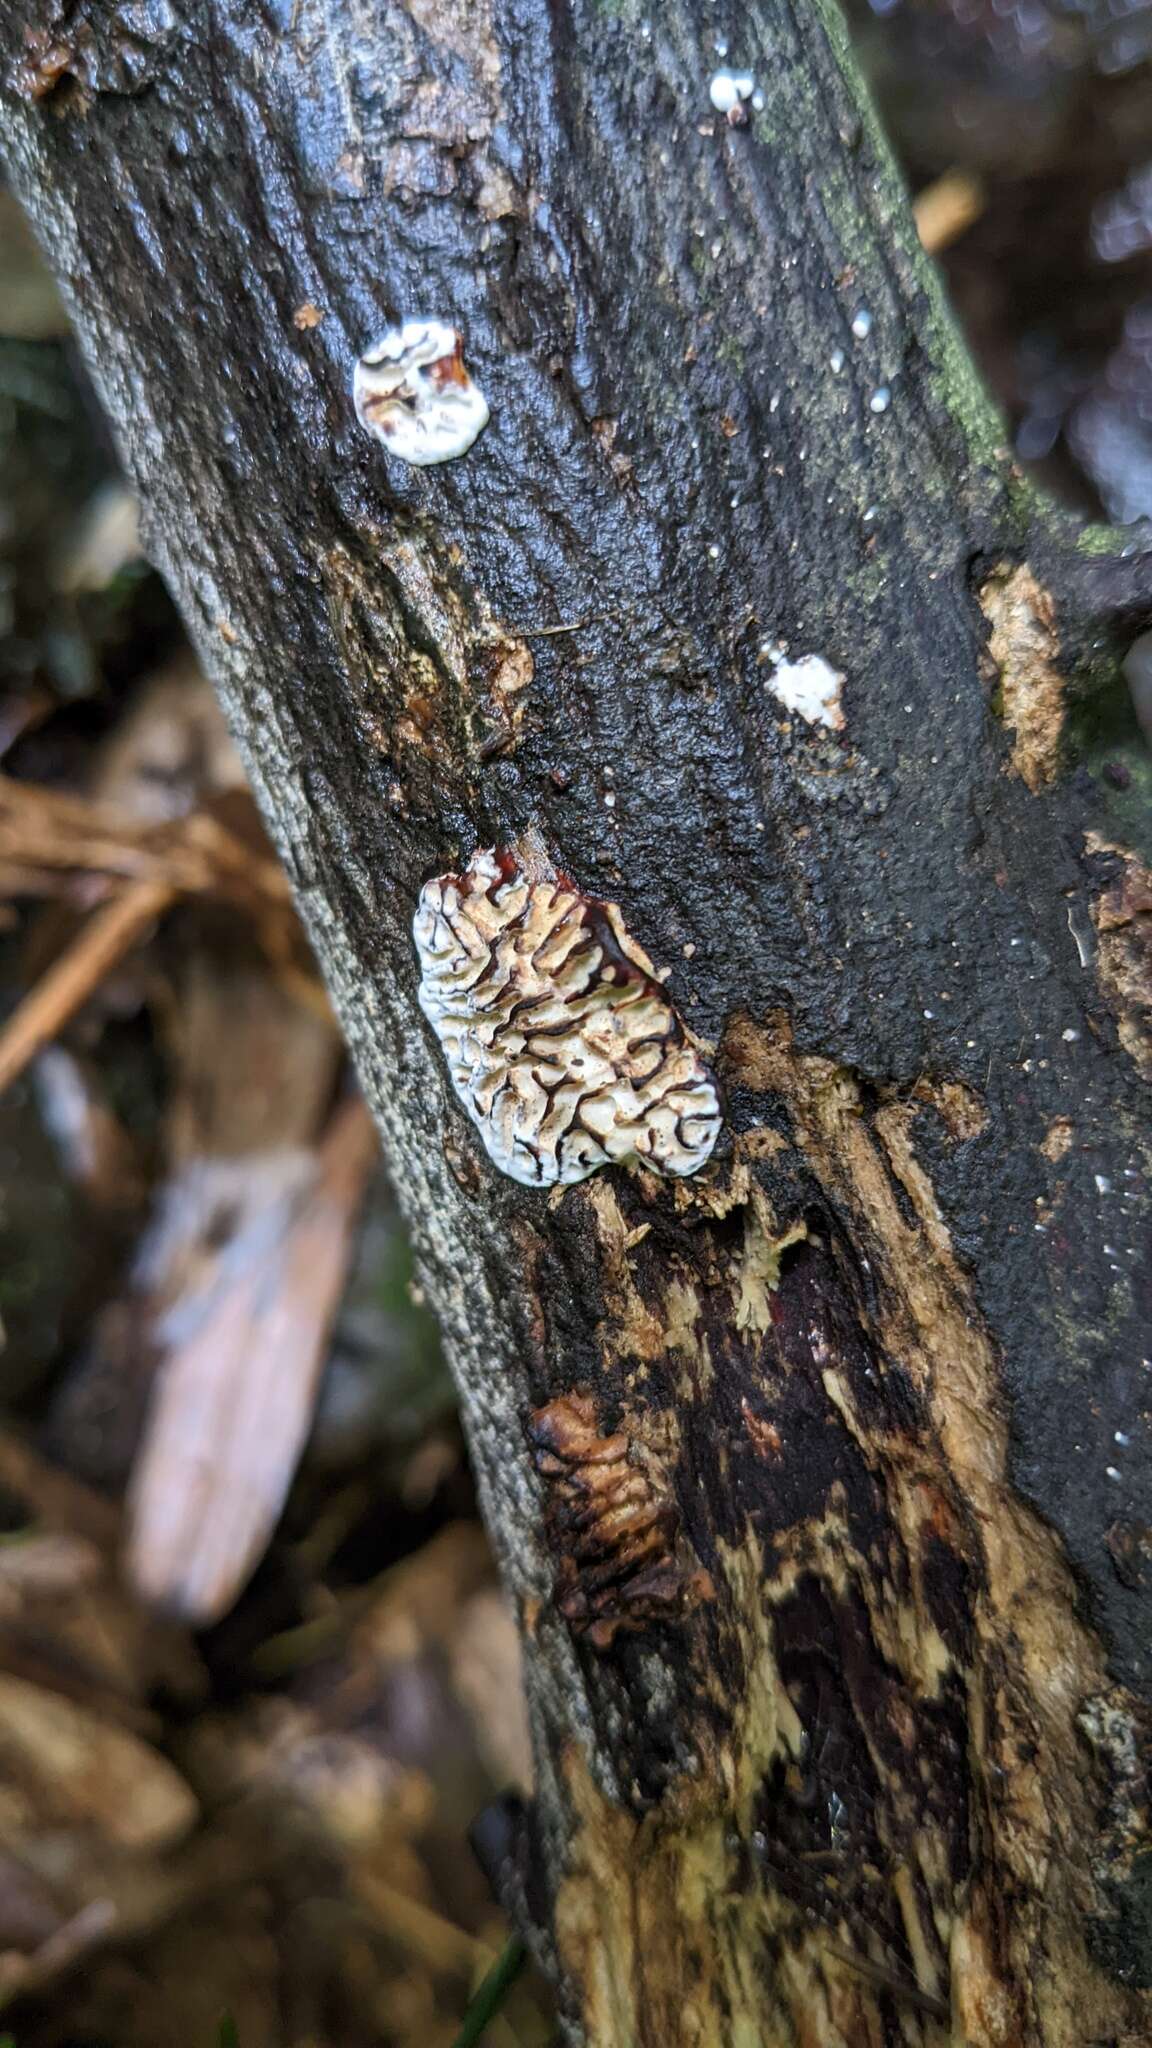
(0, 774, 292, 915)
(0, 878, 175, 1097)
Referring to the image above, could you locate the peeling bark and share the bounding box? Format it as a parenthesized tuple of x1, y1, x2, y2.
(1, 1, 1150, 2041)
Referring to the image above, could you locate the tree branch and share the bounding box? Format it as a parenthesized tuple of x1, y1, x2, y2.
(1, 1, 1149, 2039)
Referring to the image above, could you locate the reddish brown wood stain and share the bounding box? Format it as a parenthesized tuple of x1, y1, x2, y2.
(527, 1392, 713, 1649)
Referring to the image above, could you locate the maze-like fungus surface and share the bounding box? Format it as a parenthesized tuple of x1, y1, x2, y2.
(353, 320, 489, 467)
(414, 849, 722, 1187)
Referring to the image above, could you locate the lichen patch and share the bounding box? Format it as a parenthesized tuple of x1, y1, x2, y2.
(980, 562, 1064, 792)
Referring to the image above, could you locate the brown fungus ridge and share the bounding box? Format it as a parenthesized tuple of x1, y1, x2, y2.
(980, 562, 1065, 793)
(527, 1392, 713, 1650)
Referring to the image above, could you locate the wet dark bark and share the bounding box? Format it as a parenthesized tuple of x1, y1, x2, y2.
(2, 2, 1150, 2041)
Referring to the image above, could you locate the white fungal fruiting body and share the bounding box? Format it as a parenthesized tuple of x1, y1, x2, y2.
(708, 69, 755, 116)
(414, 850, 722, 1187)
(353, 320, 489, 467)
(766, 652, 846, 732)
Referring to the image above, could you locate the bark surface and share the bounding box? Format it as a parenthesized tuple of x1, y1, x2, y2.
(2, 2, 1151, 2041)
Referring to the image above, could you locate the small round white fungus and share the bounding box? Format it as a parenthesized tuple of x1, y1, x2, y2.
(708, 69, 755, 114)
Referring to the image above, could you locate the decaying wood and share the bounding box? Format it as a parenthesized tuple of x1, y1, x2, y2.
(1, 2, 1149, 2043)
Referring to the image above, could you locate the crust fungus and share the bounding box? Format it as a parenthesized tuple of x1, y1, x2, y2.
(527, 1393, 712, 1648)
(413, 848, 722, 1187)
(353, 320, 489, 467)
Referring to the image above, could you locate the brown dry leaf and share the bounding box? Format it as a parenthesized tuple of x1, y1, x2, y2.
(0, 187, 71, 338)
(0, 1428, 123, 1551)
(0, 1429, 203, 1715)
(0, 1672, 197, 1849)
(0, 659, 283, 926)
(0, 1528, 103, 1615)
(449, 1586, 533, 1793)
(56, 482, 142, 594)
(0, 660, 315, 1098)
(0, 1900, 118, 2011)
(126, 1097, 379, 1622)
(336, 1522, 501, 1691)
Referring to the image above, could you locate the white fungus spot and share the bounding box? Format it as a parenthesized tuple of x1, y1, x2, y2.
(869, 385, 891, 414)
(830, 348, 845, 373)
(708, 69, 755, 118)
(353, 320, 489, 467)
(851, 308, 873, 339)
(765, 652, 846, 732)
(413, 849, 723, 1188)
(1095, 1173, 1113, 1195)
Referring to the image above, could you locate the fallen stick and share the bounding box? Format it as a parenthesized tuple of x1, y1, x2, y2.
(0, 877, 174, 1097)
